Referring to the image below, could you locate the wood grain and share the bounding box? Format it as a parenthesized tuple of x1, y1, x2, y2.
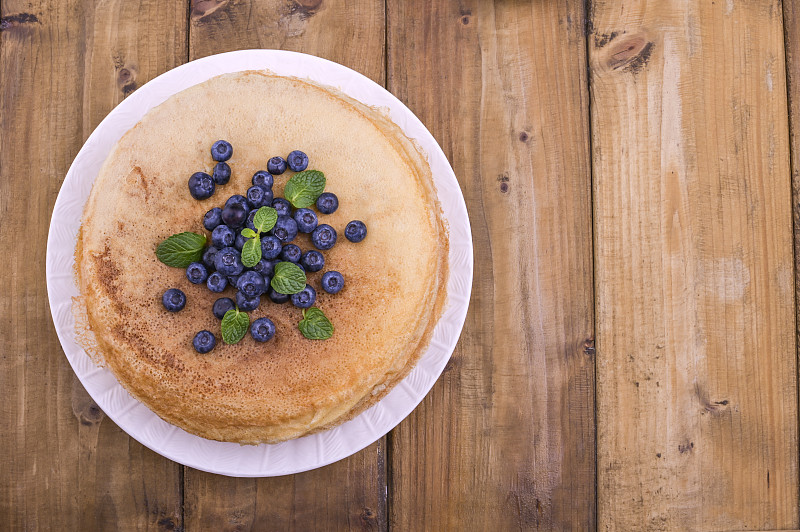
(186, 1, 387, 529)
(590, 0, 797, 530)
(184, 442, 385, 531)
(8, 1, 800, 529)
(386, 1, 596, 529)
(0, 0, 187, 529)
(189, 0, 385, 85)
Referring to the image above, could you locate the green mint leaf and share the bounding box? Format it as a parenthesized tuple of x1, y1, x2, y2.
(241, 228, 257, 239)
(241, 236, 261, 268)
(155, 232, 206, 268)
(298, 307, 334, 340)
(221, 308, 249, 345)
(270, 261, 307, 295)
(253, 206, 278, 233)
(284, 170, 326, 208)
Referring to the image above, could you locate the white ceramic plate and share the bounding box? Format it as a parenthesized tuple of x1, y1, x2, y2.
(45, 50, 473, 477)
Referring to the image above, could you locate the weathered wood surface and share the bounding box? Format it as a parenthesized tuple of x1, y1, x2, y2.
(590, 0, 797, 530)
(189, 0, 385, 85)
(5, 0, 800, 530)
(0, 0, 187, 530)
(386, 1, 595, 529)
(185, 1, 388, 530)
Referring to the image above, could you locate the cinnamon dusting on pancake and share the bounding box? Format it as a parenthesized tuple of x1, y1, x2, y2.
(75, 71, 449, 444)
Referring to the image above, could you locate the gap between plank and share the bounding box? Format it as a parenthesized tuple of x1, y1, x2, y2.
(185, 0, 191, 64)
(582, 0, 599, 530)
(779, 0, 800, 520)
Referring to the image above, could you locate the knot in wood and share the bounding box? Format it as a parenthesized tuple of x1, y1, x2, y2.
(360, 507, 378, 526)
(116, 65, 138, 95)
(191, 0, 229, 21)
(0, 12, 39, 32)
(604, 34, 655, 74)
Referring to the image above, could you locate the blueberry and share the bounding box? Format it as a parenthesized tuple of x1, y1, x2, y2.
(246, 185, 274, 210)
(245, 210, 258, 232)
(270, 215, 298, 244)
(203, 207, 223, 230)
(280, 244, 302, 263)
(316, 192, 339, 215)
(211, 225, 235, 248)
(227, 274, 241, 287)
(252, 170, 274, 189)
(300, 250, 324, 272)
(272, 198, 292, 217)
(253, 258, 276, 278)
(188, 172, 215, 200)
(267, 156, 287, 175)
(202, 246, 219, 270)
(212, 161, 231, 185)
(345, 220, 368, 243)
(211, 140, 232, 162)
(251, 317, 276, 342)
(206, 271, 228, 293)
(212, 297, 235, 319)
(225, 194, 248, 211)
(287, 150, 308, 172)
(211, 224, 231, 249)
(186, 262, 208, 284)
(235, 232, 247, 251)
(222, 202, 248, 228)
(236, 291, 260, 312)
(237, 271, 267, 298)
(250, 318, 275, 342)
(214, 247, 243, 276)
(293, 208, 318, 233)
(268, 287, 290, 304)
(260, 235, 282, 259)
(321, 271, 344, 294)
(193, 330, 216, 353)
(311, 224, 337, 250)
(291, 284, 317, 308)
(162, 288, 186, 312)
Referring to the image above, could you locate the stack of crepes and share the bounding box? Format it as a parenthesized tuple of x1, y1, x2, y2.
(74, 71, 449, 444)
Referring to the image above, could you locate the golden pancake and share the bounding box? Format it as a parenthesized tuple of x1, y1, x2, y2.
(75, 71, 448, 444)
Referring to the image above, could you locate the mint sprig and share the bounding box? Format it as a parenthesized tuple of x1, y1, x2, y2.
(239, 206, 278, 267)
(253, 206, 277, 233)
(221, 307, 250, 345)
(298, 307, 334, 340)
(284, 170, 326, 208)
(270, 261, 307, 294)
(241, 237, 261, 267)
(155, 232, 206, 267)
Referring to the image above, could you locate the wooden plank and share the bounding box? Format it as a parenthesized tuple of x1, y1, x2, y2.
(189, 0, 385, 85)
(185, 2, 387, 529)
(590, 1, 798, 530)
(0, 0, 188, 529)
(387, 1, 595, 529)
(184, 442, 385, 530)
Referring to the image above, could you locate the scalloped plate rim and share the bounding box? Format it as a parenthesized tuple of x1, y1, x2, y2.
(45, 49, 473, 477)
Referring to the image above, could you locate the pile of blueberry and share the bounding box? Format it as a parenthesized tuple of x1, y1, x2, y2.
(159, 141, 367, 354)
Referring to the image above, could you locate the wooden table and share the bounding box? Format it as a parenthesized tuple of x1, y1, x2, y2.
(4, 0, 800, 530)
